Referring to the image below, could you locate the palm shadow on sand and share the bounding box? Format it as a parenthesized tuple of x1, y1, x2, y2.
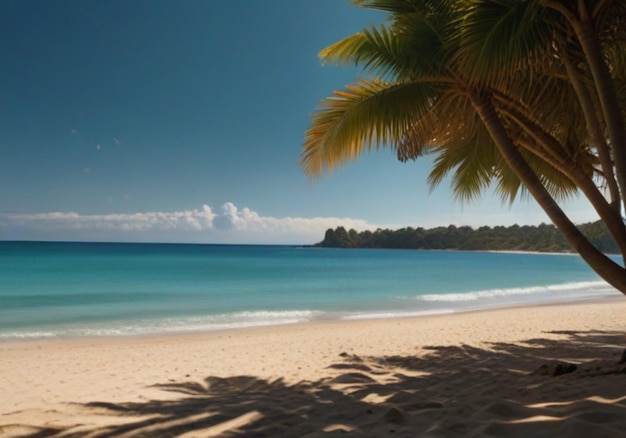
(14, 330, 626, 438)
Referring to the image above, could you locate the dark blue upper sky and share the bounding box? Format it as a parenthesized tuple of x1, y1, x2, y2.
(0, 0, 595, 243)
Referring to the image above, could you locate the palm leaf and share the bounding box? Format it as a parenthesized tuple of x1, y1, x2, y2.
(352, 0, 455, 15)
(428, 116, 499, 203)
(320, 14, 448, 80)
(399, 87, 473, 160)
(301, 78, 439, 177)
(320, 26, 408, 80)
(453, 0, 555, 87)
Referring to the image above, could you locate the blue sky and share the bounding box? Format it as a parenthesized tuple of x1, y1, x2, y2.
(0, 0, 597, 244)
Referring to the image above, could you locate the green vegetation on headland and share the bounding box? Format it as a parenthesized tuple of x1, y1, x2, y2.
(317, 222, 618, 254)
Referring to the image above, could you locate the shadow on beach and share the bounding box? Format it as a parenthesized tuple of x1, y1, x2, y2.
(9, 330, 626, 438)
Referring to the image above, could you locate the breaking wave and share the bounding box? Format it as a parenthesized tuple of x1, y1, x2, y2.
(418, 281, 613, 303)
(0, 310, 323, 340)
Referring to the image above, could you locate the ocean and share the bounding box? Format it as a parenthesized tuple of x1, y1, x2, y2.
(0, 241, 620, 340)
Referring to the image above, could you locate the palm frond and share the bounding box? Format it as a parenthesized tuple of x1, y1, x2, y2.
(352, 0, 418, 14)
(319, 25, 408, 80)
(352, 0, 455, 15)
(453, 0, 555, 87)
(301, 79, 439, 177)
(492, 155, 524, 205)
(398, 87, 473, 160)
(492, 144, 579, 205)
(524, 151, 581, 202)
(427, 117, 499, 203)
(320, 13, 448, 80)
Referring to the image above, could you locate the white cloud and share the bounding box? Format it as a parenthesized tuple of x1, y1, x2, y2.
(0, 203, 379, 244)
(2, 205, 216, 232)
(213, 202, 241, 230)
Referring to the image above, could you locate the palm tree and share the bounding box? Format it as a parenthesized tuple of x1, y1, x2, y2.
(301, 0, 626, 293)
(454, 0, 626, 252)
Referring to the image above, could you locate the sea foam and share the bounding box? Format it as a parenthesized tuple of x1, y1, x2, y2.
(418, 281, 612, 302)
(342, 309, 455, 320)
(0, 310, 323, 340)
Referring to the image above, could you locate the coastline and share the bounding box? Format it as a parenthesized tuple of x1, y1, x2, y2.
(2, 281, 619, 341)
(2, 298, 626, 437)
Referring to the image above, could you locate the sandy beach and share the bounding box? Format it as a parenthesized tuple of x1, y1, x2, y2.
(1, 299, 626, 437)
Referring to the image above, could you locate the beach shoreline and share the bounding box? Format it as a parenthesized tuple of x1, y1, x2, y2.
(2, 290, 621, 343)
(2, 298, 626, 436)
(1, 285, 620, 343)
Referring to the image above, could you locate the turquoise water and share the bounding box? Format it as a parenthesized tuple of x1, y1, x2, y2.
(0, 241, 620, 339)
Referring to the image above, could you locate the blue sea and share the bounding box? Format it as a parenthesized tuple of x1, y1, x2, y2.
(0, 241, 620, 340)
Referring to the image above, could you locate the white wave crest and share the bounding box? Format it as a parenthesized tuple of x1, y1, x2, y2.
(0, 331, 57, 339)
(419, 281, 611, 302)
(342, 309, 455, 320)
(0, 310, 324, 340)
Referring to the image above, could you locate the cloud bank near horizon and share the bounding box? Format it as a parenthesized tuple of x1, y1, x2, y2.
(0, 203, 380, 244)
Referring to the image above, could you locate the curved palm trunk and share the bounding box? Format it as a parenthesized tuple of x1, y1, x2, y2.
(470, 90, 626, 294)
(569, 14, 626, 213)
(496, 100, 626, 260)
(558, 39, 621, 212)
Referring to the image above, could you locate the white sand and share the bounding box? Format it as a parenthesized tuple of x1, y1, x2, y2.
(1, 299, 626, 437)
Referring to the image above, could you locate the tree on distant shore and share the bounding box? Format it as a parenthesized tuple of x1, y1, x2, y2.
(301, 1, 626, 294)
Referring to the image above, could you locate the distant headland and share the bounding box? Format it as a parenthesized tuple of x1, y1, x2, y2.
(316, 222, 618, 254)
